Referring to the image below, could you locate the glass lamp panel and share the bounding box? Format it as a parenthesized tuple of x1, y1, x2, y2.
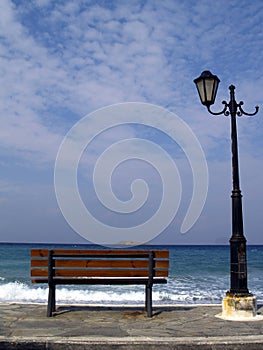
(196, 80, 206, 104)
(204, 79, 215, 104)
(211, 79, 219, 103)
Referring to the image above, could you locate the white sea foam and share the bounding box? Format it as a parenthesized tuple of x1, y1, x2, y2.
(0, 282, 48, 303)
(1, 280, 261, 305)
(0, 281, 225, 305)
(0, 282, 156, 304)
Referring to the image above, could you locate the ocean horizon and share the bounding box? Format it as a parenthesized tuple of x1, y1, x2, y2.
(1, 243, 262, 305)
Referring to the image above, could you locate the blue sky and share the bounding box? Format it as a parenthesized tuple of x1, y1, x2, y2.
(0, 0, 262, 245)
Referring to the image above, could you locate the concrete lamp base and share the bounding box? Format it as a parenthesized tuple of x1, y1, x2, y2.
(217, 294, 263, 321)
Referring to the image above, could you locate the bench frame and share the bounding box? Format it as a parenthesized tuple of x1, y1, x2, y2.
(31, 249, 169, 317)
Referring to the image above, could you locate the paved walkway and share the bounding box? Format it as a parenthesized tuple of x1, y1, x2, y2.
(1, 303, 263, 349)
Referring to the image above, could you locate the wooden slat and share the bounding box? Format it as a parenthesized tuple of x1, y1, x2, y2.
(31, 258, 169, 269)
(31, 279, 48, 283)
(32, 277, 167, 285)
(31, 269, 48, 277)
(156, 260, 169, 269)
(31, 249, 149, 257)
(54, 269, 150, 278)
(31, 249, 49, 257)
(31, 249, 169, 259)
(155, 269, 168, 277)
(60, 260, 148, 269)
(31, 268, 168, 278)
(154, 251, 169, 259)
(31, 268, 147, 278)
(31, 259, 48, 267)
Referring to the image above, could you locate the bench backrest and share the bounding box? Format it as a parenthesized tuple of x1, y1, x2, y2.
(31, 249, 169, 282)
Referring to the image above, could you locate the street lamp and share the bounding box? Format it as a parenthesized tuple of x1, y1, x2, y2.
(194, 71, 259, 319)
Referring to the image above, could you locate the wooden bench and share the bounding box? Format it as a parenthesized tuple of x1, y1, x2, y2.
(30, 249, 169, 317)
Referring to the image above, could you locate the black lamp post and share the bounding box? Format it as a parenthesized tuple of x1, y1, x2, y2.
(194, 71, 259, 296)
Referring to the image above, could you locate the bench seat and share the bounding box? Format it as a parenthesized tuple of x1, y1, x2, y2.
(31, 249, 169, 317)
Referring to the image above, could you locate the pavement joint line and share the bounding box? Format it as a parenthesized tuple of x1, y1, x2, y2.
(2, 335, 263, 344)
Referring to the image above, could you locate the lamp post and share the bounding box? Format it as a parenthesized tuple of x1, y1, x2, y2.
(194, 71, 259, 318)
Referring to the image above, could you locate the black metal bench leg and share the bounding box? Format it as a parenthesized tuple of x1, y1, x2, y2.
(47, 283, 55, 317)
(145, 285, 147, 310)
(146, 284, 152, 317)
(52, 284, 56, 313)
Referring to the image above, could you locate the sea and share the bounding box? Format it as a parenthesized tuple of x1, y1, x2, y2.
(0, 243, 262, 306)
